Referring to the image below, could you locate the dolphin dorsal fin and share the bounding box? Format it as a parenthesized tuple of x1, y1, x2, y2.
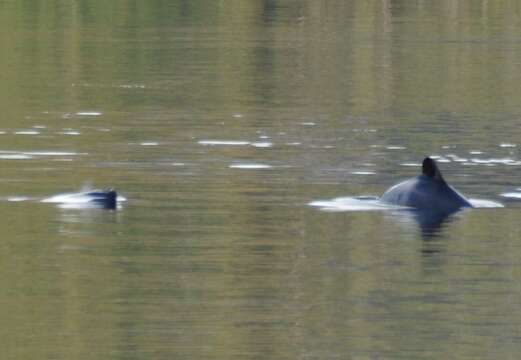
(422, 157, 445, 182)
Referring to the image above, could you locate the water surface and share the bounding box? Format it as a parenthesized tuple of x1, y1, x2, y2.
(2, 1, 521, 359)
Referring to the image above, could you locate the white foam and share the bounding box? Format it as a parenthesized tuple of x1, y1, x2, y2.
(42, 193, 93, 204)
(140, 142, 159, 146)
(387, 146, 406, 150)
(468, 198, 504, 208)
(309, 197, 400, 212)
(500, 143, 516, 148)
(42, 191, 126, 204)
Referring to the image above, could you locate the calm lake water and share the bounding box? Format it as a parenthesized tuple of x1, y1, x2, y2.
(2, 1, 521, 359)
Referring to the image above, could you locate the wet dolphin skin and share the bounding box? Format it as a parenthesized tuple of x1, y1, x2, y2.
(380, 157, 472, 211)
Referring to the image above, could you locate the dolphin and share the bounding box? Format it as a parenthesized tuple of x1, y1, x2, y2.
(380, 157, 472, 212)
(84, 189, 118, 209)
(42, 188, 118, 209)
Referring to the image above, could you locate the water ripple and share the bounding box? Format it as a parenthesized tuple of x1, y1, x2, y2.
(76, 111, 102, 116)
(0, 150, 82, 160)
(15, 130, 40, 135)
(500, 192, 521, 200)
(309, 196, 398, 212)
(198, 140, 250, 146)
(229, 164, 272, 170)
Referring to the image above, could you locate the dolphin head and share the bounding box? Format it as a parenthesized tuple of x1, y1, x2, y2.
(89, 188, 118, 209)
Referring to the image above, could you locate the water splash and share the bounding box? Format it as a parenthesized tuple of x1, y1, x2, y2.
(42, 190, 126, 208)
(310, 196, 503, 212)
(468, 199, 504, 208)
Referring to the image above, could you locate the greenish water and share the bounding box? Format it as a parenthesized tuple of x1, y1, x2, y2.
(2, 1, 521, 359)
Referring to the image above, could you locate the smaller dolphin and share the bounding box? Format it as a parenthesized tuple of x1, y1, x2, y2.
(380, 157, 472, 212)
(42, 188, 119, 209)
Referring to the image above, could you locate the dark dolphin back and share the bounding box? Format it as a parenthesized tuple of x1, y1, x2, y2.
(381, 157, 472, 210)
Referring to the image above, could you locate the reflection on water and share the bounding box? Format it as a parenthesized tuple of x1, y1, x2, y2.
(2, 0, 521, 359)
(391, 208, 461, 239)
(310, 195, 503, 240)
